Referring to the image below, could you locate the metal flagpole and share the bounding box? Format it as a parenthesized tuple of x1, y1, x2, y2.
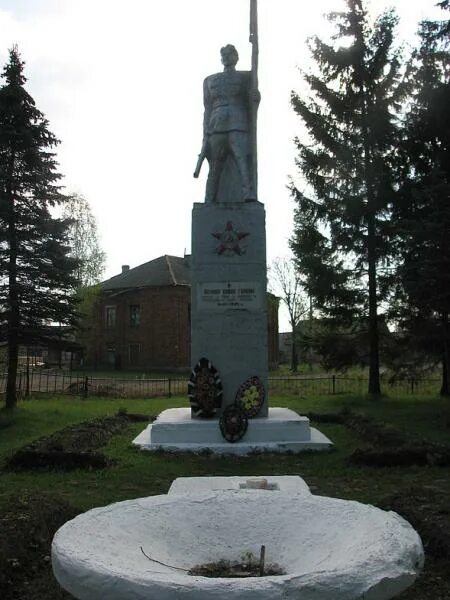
(249, 0, 259, 200)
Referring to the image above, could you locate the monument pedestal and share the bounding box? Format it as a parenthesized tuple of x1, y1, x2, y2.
(132, 199, 333, 453)
(132, 407, 333, 454)
(191, 201, 269, 415)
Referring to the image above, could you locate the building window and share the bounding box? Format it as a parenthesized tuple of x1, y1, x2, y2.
(129, 343, 141, 366)
(105, 344, 116, 366)
(105, 305, 116, 329)
(129, 305, 141, 327)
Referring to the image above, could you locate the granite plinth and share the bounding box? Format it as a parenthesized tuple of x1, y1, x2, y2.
(132, 407, 333, 454)
(191, 201, 269, 416)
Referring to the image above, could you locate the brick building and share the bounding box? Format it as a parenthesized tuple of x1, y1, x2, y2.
(87, 255, 278, 371)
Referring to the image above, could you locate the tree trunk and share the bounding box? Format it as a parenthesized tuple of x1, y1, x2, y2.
(361, 91, 381, 399)
(5, 332, 18, 410)
(25, 352, 30, 398)
(367, 213, 381, 397)
(5, 151, 18, 410)
(6, 263, 19, 409)
(291, 326, 298, 373)
(308, 295, 313, 370)
(441, 312, 449, 397)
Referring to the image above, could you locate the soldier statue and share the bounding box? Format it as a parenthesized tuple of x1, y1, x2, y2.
(194, 44, 260, 203)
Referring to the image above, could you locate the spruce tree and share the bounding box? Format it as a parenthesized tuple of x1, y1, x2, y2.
(289, 0, 407, 396)
(0, 46, 79, 410)
(393, 3, 450, 395)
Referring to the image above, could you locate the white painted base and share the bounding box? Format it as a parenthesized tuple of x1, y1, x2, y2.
(52, 488, 424, 600)
(168, 475, 311, 495)
(132, 407, 333, 454)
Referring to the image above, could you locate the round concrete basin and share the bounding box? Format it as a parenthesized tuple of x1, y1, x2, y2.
(52, 491, 423, 600)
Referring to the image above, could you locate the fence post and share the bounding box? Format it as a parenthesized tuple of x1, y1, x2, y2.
(168, 378, 172, 398)
(83, 376, 89, 399)
(332, 375, 336, 395)
(411, 378, 415, 395)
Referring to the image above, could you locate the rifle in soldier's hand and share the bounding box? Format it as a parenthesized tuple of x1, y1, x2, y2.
(193, 138, 208, 178)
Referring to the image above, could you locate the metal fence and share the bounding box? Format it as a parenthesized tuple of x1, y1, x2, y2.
(267, 375, 440, 397)
(0, 370, 187, 399)
(0, 369, 442, 399)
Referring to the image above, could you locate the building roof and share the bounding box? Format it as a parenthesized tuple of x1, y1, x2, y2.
(102, 255, 191, 291)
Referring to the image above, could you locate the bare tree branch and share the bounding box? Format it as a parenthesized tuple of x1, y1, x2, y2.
(270, 257, 308, 371)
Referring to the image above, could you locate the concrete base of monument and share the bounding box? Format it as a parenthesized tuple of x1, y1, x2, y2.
(132, 407, 333, 454)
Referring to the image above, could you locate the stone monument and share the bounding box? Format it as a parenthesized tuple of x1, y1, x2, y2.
(133, 0, 332, 452)
(190, 1, 265, 425)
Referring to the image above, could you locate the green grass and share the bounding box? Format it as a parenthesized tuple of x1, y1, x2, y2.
(1, 392, 449, 510)
(1, 392, 449, 599)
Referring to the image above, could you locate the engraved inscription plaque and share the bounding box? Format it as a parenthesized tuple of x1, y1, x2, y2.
(198, 281, 261, 311)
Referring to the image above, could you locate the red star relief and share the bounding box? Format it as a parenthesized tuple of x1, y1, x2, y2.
(211, 221, 249, 256)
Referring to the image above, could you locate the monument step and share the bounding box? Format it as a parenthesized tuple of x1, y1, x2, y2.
(149, 407, 309, 444)
(132, 407, 333, 454)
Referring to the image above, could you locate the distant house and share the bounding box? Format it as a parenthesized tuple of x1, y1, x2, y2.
(0, 326, 81, 370)
(86, 255, 279, 371)
(279, 317, 393, 368)
(278, 320, 318, 366)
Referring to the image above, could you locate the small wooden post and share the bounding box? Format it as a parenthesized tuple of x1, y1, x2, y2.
(259, 544, 265, 576)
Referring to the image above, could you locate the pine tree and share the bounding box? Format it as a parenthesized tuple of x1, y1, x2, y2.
(393, 3, 450, 395)
(289, 0, 408, 396)
(0, 46, 79, 410)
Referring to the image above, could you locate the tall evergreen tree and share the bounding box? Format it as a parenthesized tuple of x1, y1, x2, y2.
(289, 0, 407, 396)
(0, 47, 79, 410)
(392, 3, 450, 395)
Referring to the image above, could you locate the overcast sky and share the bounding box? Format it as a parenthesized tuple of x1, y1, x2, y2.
(0, 0, 444, 329)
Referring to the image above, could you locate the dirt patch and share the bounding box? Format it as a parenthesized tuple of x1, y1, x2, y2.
(349, 445, 450, 467)
(0, 493, 78, 600)
(380, 487, 450, 600)
(345, 409, 450, 467)
(396, 557, 450, 600)
(306, 411, 346, 424)
(5, 412, 151, 471)
(66, 381, 125, 398)
(118, 411, 154, 423)
(379, 487, 450, 560)
(342, 409, 408, 447)
(308, 409, 450, 467)
(188, 558, 285, 577)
